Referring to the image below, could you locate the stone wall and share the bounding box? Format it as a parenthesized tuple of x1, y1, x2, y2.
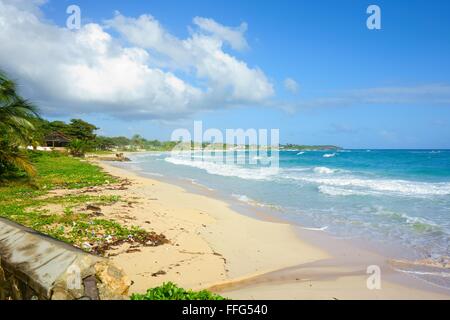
(0, 218, 131, 300)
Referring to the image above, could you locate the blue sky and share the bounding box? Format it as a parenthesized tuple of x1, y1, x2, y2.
(1, 0, 450, 148)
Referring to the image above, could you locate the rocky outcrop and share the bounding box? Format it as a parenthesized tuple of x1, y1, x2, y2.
(86, 153, 131, 162)
(0, 218, 131, 300)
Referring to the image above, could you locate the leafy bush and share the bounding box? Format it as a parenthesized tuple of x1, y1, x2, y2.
(69, 139, 90, 157)
(130, 282, 227, 300)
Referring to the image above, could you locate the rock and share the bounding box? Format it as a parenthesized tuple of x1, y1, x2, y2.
(83, 275, 99, 300)
(82, 242, 92, 251)
(94, 261, 130, 299)
(0, 218, 131, 300)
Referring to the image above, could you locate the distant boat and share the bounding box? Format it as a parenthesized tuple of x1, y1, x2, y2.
(297, 151, 305, 155)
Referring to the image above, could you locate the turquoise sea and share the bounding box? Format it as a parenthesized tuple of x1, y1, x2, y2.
(122, 149, 450, 284)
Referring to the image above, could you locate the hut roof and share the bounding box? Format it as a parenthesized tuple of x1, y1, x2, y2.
(44, 132, 71, 143)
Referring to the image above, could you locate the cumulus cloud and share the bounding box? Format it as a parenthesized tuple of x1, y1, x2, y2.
(0, 1, 274, 119)
(106, 13, 272, 103)
(283, 78, 299, 94)
(192, 17, 249, 51)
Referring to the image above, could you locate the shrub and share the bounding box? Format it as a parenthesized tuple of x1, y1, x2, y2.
(130, 282, 227, 300)
(69, 139, 89, 157)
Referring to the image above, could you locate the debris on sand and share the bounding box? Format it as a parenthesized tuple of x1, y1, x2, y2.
(86, 204, 102, 212)
(126, 248, 142, 254)
(151, 270, 167, 277)
(88, 231, 169, 256)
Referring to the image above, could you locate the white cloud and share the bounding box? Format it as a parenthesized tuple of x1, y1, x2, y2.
(0, 1, 274, 119)
(284, 78, 299, 94)
(193, 17, 249, 51)
(107, 13, 273, 103)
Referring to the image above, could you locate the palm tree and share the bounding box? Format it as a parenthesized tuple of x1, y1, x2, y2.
(0, 71, 40, 177)
(68, 139, 89, 157)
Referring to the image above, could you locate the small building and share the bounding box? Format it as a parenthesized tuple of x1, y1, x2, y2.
(44, 132, 71, 148)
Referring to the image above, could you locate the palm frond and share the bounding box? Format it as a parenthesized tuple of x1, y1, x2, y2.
(0, 148, 37, 177)
(0, 70, 40, 178)
(0, 98, 39, 121)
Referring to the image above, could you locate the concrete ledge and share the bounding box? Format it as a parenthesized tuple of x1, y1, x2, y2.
(0, 218, 130, 300)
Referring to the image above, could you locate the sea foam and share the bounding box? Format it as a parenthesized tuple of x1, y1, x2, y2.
(323, 153, 336, 158)
(313, 166, 336, 174)
(165, 157, 279, 180)
(300, 176, 450, 197)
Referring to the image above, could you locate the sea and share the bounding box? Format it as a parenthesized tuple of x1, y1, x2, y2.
(119, 149, 450, 287)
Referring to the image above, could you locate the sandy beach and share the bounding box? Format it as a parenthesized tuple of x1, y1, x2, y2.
(92, 160, 450, 300)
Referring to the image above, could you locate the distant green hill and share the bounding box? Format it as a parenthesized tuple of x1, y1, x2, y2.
(280, 144, 342, 151)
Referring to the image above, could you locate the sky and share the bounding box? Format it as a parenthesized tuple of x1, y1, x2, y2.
(1, 0, 450, 148)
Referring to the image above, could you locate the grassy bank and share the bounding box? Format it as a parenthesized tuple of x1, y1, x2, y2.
(0, 151, 226, 300)
(0, 151, 167, 255)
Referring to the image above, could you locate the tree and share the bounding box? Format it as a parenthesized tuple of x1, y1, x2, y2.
(110, 136, 131, 147)
(94, 136, 116, 151)
(0, 71, 39, 177)
(131, 134, 146, 149)
(68, 139, 89, 157)
(48, 120, 69, 135)
(65, 119, 98, 141)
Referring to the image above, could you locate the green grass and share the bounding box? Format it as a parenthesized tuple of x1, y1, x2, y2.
(0, 151, 167, 255)
(29, 151, 115, 189)
(130, 282, 227, 300)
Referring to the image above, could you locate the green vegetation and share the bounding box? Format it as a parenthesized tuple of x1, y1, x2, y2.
(0, 71, 40, 177)
(31, 117, 178, 154)
(68, 139, 90, 157)
(31, 118, 98, 146)
(130, 282, 227, 300)
(92, 134, 178, 152)
(280, 144, 341, 151)
(0, 151, 167, 255)
(27, 151, 113, 189)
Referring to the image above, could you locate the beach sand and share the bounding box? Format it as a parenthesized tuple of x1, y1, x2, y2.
(94, 161, 450, 299)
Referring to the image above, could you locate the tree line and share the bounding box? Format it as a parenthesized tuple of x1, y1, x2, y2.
(31, 117, 178, 153)
(0, 71, 176, 178)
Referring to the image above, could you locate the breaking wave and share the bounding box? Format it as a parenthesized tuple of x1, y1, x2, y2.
(318, 185, 375, 196)
(166, 156, 450, 197)
(323, 153, 336, 158)
(165, 157, 279, 180)
(313, 166, 336, 174)
(299, 176, 450, 197)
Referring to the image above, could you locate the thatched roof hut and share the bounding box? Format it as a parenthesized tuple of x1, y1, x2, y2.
(44, 132, 71, 148)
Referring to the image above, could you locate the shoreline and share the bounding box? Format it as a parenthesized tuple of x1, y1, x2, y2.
(96, 159, 450, 299)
